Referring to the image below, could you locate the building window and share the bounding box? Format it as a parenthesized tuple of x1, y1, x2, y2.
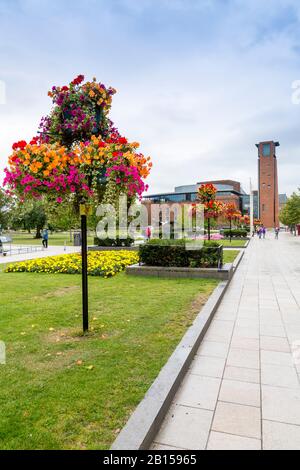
(263, 143, 271, 156)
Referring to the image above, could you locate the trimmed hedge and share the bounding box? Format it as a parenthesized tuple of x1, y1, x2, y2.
(139, 239, 223, 268)
(94, 236, 134, 247)
(223, 229, 248, 238)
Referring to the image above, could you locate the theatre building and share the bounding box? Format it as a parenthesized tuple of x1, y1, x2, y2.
(143, 140, 286, 228)
(143, 179, 259, 219)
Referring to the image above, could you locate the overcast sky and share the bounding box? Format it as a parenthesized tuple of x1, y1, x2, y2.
(0, 0, 300, 196)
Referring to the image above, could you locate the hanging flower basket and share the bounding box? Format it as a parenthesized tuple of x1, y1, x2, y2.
(3, 76, 152, 208)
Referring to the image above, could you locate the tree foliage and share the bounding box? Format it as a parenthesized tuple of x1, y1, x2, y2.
(279, 190, 300, 228)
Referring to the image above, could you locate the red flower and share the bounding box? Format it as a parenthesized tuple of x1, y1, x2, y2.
(98, 141, 106, 148)
(71, 75, 85, 86)
(61, 86, 69, 92)
(118, 137, 127, 144)
(12, 140, 27, 151)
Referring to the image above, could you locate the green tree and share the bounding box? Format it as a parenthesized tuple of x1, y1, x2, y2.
(279, 190, 300, 232)
(10, 201, 47, 238)
(0, 188, 12, 230)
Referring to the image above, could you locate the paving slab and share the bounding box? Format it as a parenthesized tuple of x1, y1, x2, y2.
(207, 431, 261, 450)
(154, 404, 213, 450)
(263, 420, 300, 450)
(212, 402, 261, 439)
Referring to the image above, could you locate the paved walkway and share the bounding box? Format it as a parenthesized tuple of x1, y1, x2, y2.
(0, 245, 80, 264)
(152, 232, 300, 450)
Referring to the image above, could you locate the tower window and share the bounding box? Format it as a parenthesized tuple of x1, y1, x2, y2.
(263, 143, 271, 156)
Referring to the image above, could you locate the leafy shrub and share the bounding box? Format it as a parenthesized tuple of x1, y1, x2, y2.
(223, 229, 248, 238)
(94, 236, 134, 247)
(139, 239, 222, 268)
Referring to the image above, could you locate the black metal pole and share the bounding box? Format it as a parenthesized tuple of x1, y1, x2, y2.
(81, 213, 89, 332)
(230, 218, 232, 243)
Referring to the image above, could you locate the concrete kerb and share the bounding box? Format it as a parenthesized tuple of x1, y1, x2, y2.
(232, 249, 245, 270)
(126, 263, 233, 281)
(222, 238, 250, 249)
(111, 253, 245, 450)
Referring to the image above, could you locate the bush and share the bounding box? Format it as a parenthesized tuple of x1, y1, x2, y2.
(139, 239, 222, 268)
(94, 236, 134, 247)
(223, 229, 248, 238)
(5, 251, 139, 278)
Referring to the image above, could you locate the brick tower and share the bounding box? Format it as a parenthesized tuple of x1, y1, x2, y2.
(256, 140, 280, 228)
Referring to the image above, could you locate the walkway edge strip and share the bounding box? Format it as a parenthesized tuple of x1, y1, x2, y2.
(111, 252, 245, 450)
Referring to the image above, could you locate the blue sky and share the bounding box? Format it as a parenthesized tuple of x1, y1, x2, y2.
(0, 0, 300, 195)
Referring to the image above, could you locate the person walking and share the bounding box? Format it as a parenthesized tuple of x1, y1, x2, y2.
(275, 227, 280, 239)
(262, 226, 266, 239)
(145, 226, 152, 241)
(42, 228, 49, 249)
(258, 227, 262, 239)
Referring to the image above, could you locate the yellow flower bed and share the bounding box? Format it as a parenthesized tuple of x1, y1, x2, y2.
(5, 251, 139, 278)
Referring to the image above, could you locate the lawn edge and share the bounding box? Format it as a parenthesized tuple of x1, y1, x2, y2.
(111, 259, 243, 450)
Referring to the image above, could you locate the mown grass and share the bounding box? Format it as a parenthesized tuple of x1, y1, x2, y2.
(223, 250, 240, 263)
(7, 231, 94, 247)
(0, 266, 217, 450)
(218, 239, 247, 247)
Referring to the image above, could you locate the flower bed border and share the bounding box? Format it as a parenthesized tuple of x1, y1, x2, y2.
(126, 263, 233, 280)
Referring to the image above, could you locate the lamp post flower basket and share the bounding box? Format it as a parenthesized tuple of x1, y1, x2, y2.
(197, 183, 224, 240)
(224, 203, 242, 242)
(3, 75, 153, 332)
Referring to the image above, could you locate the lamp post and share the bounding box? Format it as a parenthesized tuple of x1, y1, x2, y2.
(80, 203, 91, 333)
(250, 178, 254, 237)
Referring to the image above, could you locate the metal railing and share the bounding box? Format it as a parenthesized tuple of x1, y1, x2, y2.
(0, 245, 43, 257)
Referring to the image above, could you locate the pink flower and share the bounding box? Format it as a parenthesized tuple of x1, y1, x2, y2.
(56, 197, 63, 203)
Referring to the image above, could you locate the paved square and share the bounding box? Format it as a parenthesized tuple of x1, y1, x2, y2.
(152, 233, 300, 450)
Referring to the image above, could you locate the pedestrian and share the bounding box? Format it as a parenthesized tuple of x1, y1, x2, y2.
(42, 228, 49, 249)
(258, 227, 262, 239)
(275, 227, 279, 239)
(262, 226, 266, 239)
(145, 226, 151, 241)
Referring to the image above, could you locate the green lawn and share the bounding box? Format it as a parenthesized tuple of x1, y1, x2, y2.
(0, 267, 217, 450)
(223, 250, 240, 263)
(6, 231, 94, 247)
(6, 232, 248, 249)
(218, 239, 247, 247)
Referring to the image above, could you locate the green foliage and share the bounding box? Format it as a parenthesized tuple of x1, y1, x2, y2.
(94, 236, 134, 247)
(9, 200, 47, 238)
(139, 239, 222, 268)
(223, 229, 248, 238)
(46, 199, 80, 231)
(0, 188, 12, 229)
(279, 190, 300, 227)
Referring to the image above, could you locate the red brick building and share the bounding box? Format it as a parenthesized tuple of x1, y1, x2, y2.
(256, 141, 280, 228)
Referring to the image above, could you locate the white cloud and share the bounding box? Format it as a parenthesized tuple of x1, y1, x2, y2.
(1, 0, 300, 197)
